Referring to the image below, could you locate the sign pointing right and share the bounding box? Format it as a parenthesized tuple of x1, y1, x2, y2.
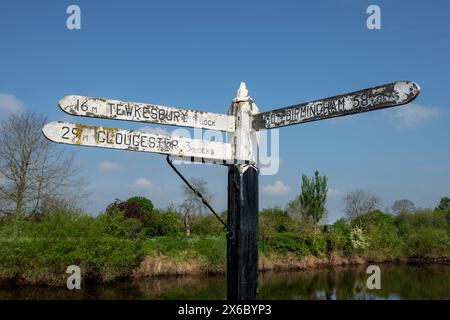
(252, 80, 420, 130)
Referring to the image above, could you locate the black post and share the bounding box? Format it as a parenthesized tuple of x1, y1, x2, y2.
(227, 164, 259, 300)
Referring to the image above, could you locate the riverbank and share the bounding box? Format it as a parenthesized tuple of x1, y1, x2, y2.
(131, 252, 450, 278)
(1, 207, 449, 286)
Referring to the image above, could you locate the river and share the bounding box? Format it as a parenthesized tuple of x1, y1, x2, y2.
(1, 264, 449, 299)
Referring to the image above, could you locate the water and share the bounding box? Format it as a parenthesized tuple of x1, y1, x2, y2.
(1, 264, 449, 300)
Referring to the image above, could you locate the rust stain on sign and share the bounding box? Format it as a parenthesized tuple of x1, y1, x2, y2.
(42, 121, 251, 165)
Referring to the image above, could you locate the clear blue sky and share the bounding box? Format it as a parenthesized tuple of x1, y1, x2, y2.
(1, 0, 449, 222)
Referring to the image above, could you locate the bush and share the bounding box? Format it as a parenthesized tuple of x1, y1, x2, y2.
(259, 208, 293, 252)
(402, 227, 449, 257)
(290, 218, 328, 256)
(106, 196, 154, 222)
(105, 197, 182, 237)
(149, 235, 191, 257)
(191, 213, 225, 236)
(395, 209, 450, 257)
(142, 209, 162, 237)
(195, 236, 226, 273)
(126, 196, 154, 211)
(99, 209, 145, 239)
(157, 209, 184, 236)
(329, 219, 353, 256)
(268, 232, 310, 257)
(347, 210, 403, 256)
(0, 209, 144, 285)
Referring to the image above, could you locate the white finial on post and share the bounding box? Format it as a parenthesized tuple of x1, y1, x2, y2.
(234, 82, 252, 102)
(237, 82, 248, 98)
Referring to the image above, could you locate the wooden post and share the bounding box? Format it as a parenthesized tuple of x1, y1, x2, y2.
(227, 164, 259, 300)
(227, 83, 260, 300)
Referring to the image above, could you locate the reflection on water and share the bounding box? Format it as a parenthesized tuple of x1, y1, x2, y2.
(1, 264, 449, 300)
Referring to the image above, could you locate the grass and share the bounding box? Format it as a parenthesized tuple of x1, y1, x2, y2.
(145, 235, 227, 272)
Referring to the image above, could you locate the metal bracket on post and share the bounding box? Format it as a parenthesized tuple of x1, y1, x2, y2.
(227, 83, 260, 301)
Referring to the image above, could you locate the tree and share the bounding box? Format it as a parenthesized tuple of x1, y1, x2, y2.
(0, 112, 87, 216)
(343, 189, 381, 222)
(436, 197, 450, 211)
(180, 178, 213, 236)
(298, 170, 328, 224)
(126, 196, 154, 212)
(392, 199, 415, 215)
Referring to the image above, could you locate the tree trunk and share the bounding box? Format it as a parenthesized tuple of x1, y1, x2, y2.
(15, 177, 26, 216)
(184, 208, 191, 237)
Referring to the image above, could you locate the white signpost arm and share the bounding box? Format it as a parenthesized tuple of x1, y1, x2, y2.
(42, 121, 242, 164)
(252, 80, 420, 130)
(59, 95, 236, 132)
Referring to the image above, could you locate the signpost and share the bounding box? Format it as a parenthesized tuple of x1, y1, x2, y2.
(43, 80, 420, 301)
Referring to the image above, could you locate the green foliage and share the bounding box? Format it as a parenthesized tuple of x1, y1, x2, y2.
(295, 221, 328, 256)
(126, 196, 154, 211)
(106, 196, 154, 224)
(191, 213, 226, 236)
(351, 210, 403, 256)
(157, 209, 184, 236)
(149, 235, 191, 257)
(395, 209, 450, 257)
(259, 207, 292, 233)
(264, 218, 327, 257)
(105, 197, 183, 238)
(329, 218, 353, 256)
(1, 191, 450, 286)
(446, 209, 450, 229)
(99, 209, 145, 239)
(436, 197, 450, 211)
(298, 170, 328, 224)
(142, 209, 183, 237)
(260, 208, 290, 235)
(259, 208, 295, 253)
(0, 209, 143, 285)
(267, 232, 310, 256)
(195, 236, 226, 273)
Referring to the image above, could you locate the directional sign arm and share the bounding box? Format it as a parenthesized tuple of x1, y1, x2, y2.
(252, 80, 421, 130)
(59, 95, 235, 132)
(42, 121, 249, 164)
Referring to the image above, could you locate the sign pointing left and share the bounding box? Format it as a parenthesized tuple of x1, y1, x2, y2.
(42, 121, 248, 164)
(59, 95, 235, 132)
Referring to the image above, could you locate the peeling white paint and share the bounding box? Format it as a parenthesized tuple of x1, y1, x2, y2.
(59, 95, 236, 132)
(394, 80, 419, 103)
(228, 82, 260, 170)
(253, 81, 420, 130)
(42, 121, 251, 164)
